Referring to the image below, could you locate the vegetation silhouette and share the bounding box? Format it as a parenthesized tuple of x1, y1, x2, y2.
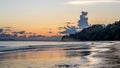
(62, 21, 120, 41)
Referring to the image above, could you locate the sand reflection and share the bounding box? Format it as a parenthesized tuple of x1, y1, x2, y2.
(1, 42, 114, 68)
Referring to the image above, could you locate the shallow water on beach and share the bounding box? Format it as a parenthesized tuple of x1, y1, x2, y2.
(0, 41, 120, 68)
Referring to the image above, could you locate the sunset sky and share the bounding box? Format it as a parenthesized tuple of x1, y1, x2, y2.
(0, 0, 120, 36)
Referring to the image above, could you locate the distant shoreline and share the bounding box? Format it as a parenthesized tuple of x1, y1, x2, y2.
(0, 40, 61, 42)
(62, 21, 120, 41)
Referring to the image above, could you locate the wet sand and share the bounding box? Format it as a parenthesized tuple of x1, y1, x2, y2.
(91, 42, 120, 68)
(0, 41, 120, 68)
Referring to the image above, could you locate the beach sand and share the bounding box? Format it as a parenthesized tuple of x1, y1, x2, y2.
(90, 42, 120, 68)
(0, 41, 120, 68)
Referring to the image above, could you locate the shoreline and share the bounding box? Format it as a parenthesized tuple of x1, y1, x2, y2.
(90, 42, 120, 68)
(0, 41, 120, 68)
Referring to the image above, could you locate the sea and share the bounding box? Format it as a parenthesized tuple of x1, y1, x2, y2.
(0, 41, 119, 68)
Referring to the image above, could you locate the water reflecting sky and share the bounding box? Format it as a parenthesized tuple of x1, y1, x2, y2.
(0, 41, 119, 68)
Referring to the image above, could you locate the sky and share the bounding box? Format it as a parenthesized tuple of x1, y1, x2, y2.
(0, 0, 120, 36)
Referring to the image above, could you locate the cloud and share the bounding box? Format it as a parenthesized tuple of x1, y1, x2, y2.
(65, 0, 120, 5)
(59, 25, 77, 34)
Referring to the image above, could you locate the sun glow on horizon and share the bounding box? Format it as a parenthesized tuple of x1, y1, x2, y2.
(0, 0, 120, 36)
